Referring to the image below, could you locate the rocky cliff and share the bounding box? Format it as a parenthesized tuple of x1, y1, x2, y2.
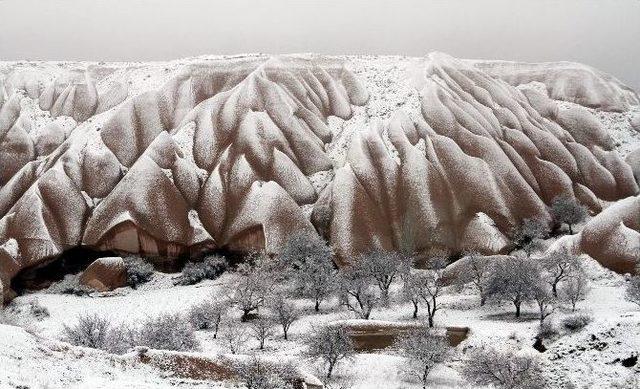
(1, 53, 638, 294)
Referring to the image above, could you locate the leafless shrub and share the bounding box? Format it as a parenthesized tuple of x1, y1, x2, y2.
(304, 325, 354, 379)
(123, 255, 154, 288)
(231, 354, 298, 389)
(47, 274, 94, 295)
(188, 298, 228, 338)
(105, 322, 139, 354)
(461, 347, 546, 389)
(176, 255, 227, 286)
(561, 313, 593, 332)
(138, 313, 199, 351)
(63, 313, 111, 349)
(28, 299, 49, 320)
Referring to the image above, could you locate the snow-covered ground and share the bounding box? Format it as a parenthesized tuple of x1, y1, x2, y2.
(2, 253, 639, 389)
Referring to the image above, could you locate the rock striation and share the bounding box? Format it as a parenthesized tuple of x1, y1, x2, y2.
(0, 53, 638, 293)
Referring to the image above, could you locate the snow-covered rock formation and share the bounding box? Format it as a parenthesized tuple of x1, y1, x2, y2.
(0, 53, 638, 295)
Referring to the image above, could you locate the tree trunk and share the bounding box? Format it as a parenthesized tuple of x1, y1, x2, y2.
(422, 365, 429, 389)
(315, 299, 320, 312)
(241, 310, 249, 322)
(428, 314, 434, 328)
(283, 330, 288, 340)
(568, 224, 573, 234)
(514, 301, 521, 318)
(552, 283, 558, 298)
(326, 362, 334, 379)
(412, 302, 419, 319)
(480, 295, 486, 306)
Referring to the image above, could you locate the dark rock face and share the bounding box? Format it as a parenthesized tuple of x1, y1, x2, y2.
(0, 53, 638, 293)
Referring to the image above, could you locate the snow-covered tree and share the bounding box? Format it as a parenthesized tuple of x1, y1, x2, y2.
(541, 251, 582, 297)
(222, 325, 249, 354)
(550, 195, 588, 234)
(269, 293, 300, 340)
(485, 256, 543, 317)
(232, 256, 273, 322)
(462, 347, 546, 389)
(250, 317, 276, 350)
(402, 271, 423, 319)
(561, 272, 590, 311)
(337, 262, 380, 320)
(280, 232, 336, 312)
(532, 283, 555, 323)
(359, 250, 410, 303)
(454, 251, 492, 305)
(395, 327, 450, 389)
(512, 218, 550, 257)
(304, 325, 354, 379)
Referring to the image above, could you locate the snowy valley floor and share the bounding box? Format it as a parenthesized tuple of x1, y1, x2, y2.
(1, 254, 639, 389)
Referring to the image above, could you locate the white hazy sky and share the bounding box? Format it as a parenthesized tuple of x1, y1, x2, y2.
(0, 0, 639, 91)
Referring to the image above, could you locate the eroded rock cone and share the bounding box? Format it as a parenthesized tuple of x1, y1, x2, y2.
(79, 257, 127, 292)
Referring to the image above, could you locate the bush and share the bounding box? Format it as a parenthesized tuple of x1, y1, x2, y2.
(537, 321, 559, 340)
(188, 299, 227, 338)
(123, 256, 154, 288)
(562, 314, 593, 332)
(105, 323, 139, 354)
(230, 355, 298, 389)
(63, 313, 111, 349)
(29, 299, 49, 320)
(462, 347, 546, 389)
(47, 274, 94, 295)
(138, 313, 199, 351)
(176, 255, 228, 286)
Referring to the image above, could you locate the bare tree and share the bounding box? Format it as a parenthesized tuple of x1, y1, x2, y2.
(532, 283, 555, 323)
(485, 256, 542, 318)
(541, 251, 582, 297)
(280, 232, 336, 312)
(626, 276, 640, 308)
(232, 257, 272, 322)
(455, 252, 492, 306)
(359, 250, 410, 303)
(250, 317, 276, 350)
(395, 327, 450, 389)
(222, 325, 249, 354)
(550, 195, 588, 234)
(461, 347, 546, 389)
(270, 293, 300, 340)
(188, 297, 228, 338)
(561, 272, 590, 311)
(512, 218, 550, 257)
(401, 271, 423, 319)
(337, 263, 380, 320)
(304, 325, 354, 379)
